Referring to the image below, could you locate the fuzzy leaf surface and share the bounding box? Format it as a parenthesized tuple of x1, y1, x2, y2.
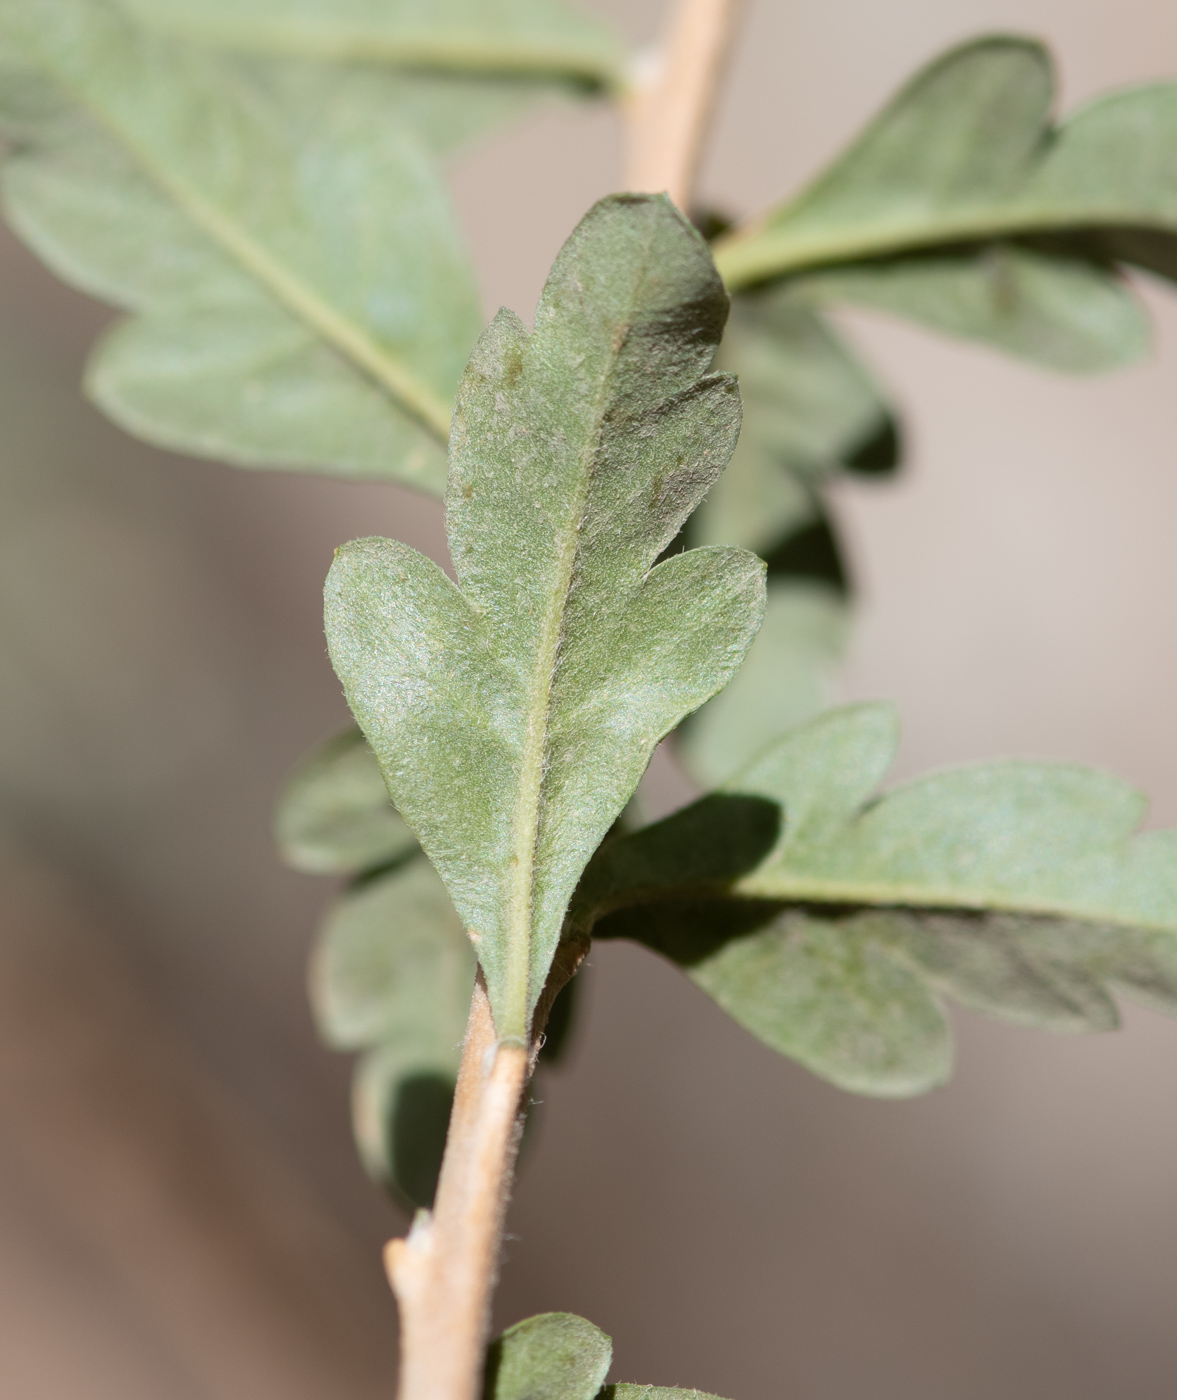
(274, 727, 415, 875)
(584, 705, 1177, 1094)
(115, 0, 627, 90)
(325, 194, 766, 1039)
(714, 37, 1176, 366)
(0, 0, 481, 484)
(604, 1390, 730, 1400)
(484, 1313, 612, 1400)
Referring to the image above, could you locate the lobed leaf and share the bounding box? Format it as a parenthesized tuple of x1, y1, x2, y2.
(325, 194, 766, 1041)
(484, 1313, 612, 1400)
(0, 0, 482, 485)
(274, 726, 415, 875)
(582, 705, 1177, 1094)
(713, 36, 1177, 368)
(114, 0, 628, 91)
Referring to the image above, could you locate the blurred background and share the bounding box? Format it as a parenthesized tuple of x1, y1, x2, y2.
(3, 1, 1177, 1396)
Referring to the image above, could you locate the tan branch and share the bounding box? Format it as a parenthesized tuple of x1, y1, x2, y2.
(385, 928, 589, 1400)
(625, 0, 744, 212)
(385, 976, 527, 1400)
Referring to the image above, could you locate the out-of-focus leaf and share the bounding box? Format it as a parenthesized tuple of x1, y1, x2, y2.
(678, 581, 849, 787)
(693, 289, 895, 557)
(796, 244, 1149, 373)
(771, 917, 952, 1094)
(0, 0, 482, 485)
(309, 856, 473, 1205)
(581, 705, 1177, 1094)
(634, 900, 952, 1096)
(115, 0, 627, 91)
(310, 856, 474, 1052)
(713, 37, 1177, 367)
(274, 726, 415, 875)
(352, 1042, 458, 1208)
(325, 194, 766, 1042)
(484, 1313, 612, 1400)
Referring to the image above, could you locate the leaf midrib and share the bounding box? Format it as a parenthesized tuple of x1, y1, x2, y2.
(713, 204, 1176, 291)
(730, 869, 1176, 934)
(582, 869, 1175, 937)
(125, 13, 627, 92)
(39, 54, 454, 443)
(501, 251, 649, 1040)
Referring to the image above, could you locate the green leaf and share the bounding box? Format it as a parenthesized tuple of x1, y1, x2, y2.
(678, 581, 849, 787)
(729, 706, 1177, 928)
(325, 194, 766, 1041)
(795, 244, 1149, 373)
(713, 36, 1177, 364)
(604, 1390, 731, 1400)
(114, 0, 628, 91)
(582, 705, 1177, 1094)
(484, 1313, 612, 1400)
(274, 726, 415, 875)
(310, 856, 474, 1052)
(693, 288, 895, 557)
(310, 857, 473, 1205)
(352, 1041, 458, 1208)
(0, 0, 482, 485)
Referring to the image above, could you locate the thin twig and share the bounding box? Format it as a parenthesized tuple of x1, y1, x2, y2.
(385, 976, 528, 1400)
(625, 0, 745, 212)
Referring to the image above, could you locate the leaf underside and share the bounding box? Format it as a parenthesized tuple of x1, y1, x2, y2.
(309, 854, 472, 1206)
(325, 193, 766, 1041)
(274, 725, 417, 874)
(583, 704, 1177, 1095)
(483, 1312, 732, 1400)
(114, 0, 628, 91)
(0, 0, 484, 486)
(485, 1313, 612, 1400)
(715, 36, 1177, 370)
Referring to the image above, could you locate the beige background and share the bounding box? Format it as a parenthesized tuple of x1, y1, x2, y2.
(2, 1, 1177, 1397)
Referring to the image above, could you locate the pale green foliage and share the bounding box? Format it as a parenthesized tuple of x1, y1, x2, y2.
(583, 705, 1177, 1094)
(692, 288, 895, 556)
(310, 856, 472, 1204)
(796, 245, 1149, 373)
(730, 705, 1177, 925)
(325, 195, 766, 1040)
(606, 1390, 729, 1400)
(485, 1313, 611, 1400)
(274, 726, 415, 874)
(0, 0, 482, 485)
(482, 1313, 731, 1400)
(114, 0, 627, 90)
(311, 857, 473, 1052)
(678, 582, 848, 786)
(714, 37, 1177, 369)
